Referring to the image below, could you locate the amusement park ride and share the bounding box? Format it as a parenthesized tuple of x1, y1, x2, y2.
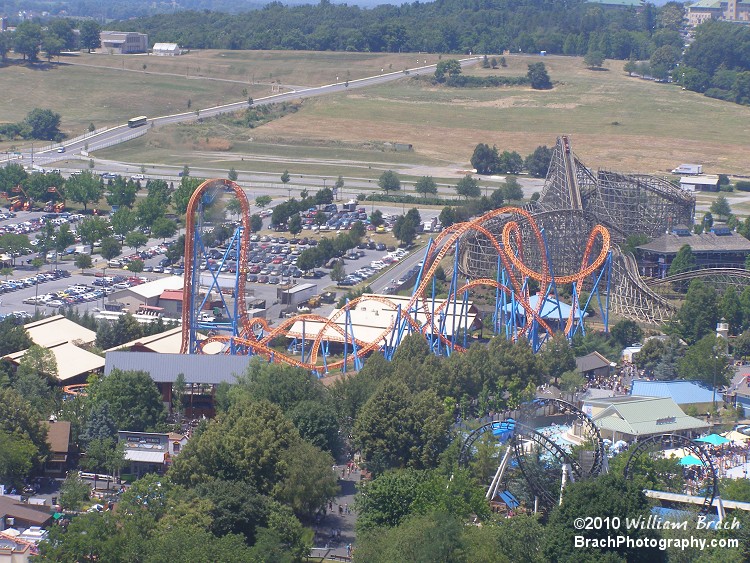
(178, 177, 613, 376)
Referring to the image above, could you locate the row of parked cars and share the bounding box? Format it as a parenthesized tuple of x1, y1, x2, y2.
(2, 269, 70, 295)
(338, 248, 411, 287)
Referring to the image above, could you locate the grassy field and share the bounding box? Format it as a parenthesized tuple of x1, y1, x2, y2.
(0, 50, 432, 142)
(3, 50, 750, 179)
(257, 54, 750, 175)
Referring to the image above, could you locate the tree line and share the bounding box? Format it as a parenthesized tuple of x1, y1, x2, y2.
(104, 0, 682, 60)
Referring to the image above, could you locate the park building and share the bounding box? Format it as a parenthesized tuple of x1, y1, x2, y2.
(679, 175, 720, 193)
(99, 31, 148, 54)
(688, 0, 750, 26)
(582, 395, 709, 443)
(152, 43, 182, 56)
(2, 315, 104, 385)
(637, 225, 750, 278)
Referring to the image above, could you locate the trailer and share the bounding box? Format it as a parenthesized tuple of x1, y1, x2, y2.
(671, 164, 702, 175)
(278, 282, 317, 307)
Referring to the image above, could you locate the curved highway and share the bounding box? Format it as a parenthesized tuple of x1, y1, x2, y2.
(22, 57, 481, 168)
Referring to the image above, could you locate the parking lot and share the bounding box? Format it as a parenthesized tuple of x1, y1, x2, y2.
(0, 199, 436, 321)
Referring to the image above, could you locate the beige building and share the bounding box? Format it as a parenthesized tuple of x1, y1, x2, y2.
(2, 316, 103, 384)
(108, 277, 184, 314)
(100, 31, 148, 54)
(688, 0, 750, 26)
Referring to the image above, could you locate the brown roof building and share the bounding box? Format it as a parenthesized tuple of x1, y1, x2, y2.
(43, 420, 72, 475)
(0, 496, 52, 530)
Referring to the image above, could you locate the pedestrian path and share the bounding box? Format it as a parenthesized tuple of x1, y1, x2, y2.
(312, 463, 361, 560)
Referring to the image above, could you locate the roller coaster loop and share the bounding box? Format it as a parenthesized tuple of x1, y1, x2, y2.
(180, 181, 612, 376)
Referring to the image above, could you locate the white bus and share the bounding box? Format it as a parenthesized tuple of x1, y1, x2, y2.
(127, 116, 148, 128)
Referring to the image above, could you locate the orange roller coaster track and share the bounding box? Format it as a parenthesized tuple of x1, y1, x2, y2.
(180, 183, 612, 376)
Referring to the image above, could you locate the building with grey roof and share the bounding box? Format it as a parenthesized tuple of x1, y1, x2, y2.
(688, 0, 750, 26)
(105, 351, 252, 417)
(637, 226, 750, 278)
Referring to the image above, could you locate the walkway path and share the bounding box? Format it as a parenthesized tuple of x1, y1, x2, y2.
(312, 463, 361, 560)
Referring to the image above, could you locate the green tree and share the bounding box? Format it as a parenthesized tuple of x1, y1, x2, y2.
(106, 178, 139, 209)
(471, 143, 499, 175)
(0, 430, 37, 487)
(14, 344, 57, 415)
(273, 440, 338, 519)
(77, 216, 110, 247)
(0, 316, 32, 356)
(226, 197, 242, 220)
(378, 170, 401, 194)
(171, 176, 201, 216)
(66, 171, 103, 211)
(668, 244, 696, 276)
(710, 194, 732, 220)
(228, 167, 238, 181)
(719, 285, 743, 335)
(527, 62, 552, 89)
(539, 334, 576, 383)
(256, 195, 272, 209)
(79, 401, 117, 446)
(24, 108, 63, 141)
(81, 437, 125, 487)
(0, 233, 31, 266)
(584, 49, 605, 68)
(610, 319, 644, 347)
(677, 279, 718, 344)
(152, 217, 178, 241)
(42, 34, 64, 62)
(678, 335, 732, 387)
(110, 209, 138, 243)
(455, 174, 481, 199)
(54, 223, 75, 266)
(124, 231, 148, 252)
(100, 236, 122, 260)
(503, 176, 524, 201)
(48, 18, 77, 50)
(544, 473, 664, 563)
(414, 176, 438, 198)
(355, 468, 428, 532)
(91, 369, 166, 432)
(127, 258, 144, 273)
(287, 213, 302, 235)
(525, 145, 553, 178)
(13, 21, 43, 61)
(434, 58, 462, 82)
(315, 187, 334, 206)
(330, 260, 346, 283)
(59, 472, 91, 511)
(250, 214, 263, 232)
(353, 380, 451, 474)
(370, 209, 384, 227)
(171, 396, 311, 496)
(74, 253, 93, 272)
(355, 511, 465, 563)
(393, 213, 418, 247)
(79, 20, 101, 52)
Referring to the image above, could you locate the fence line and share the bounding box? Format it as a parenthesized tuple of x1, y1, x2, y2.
(87, 128, 148, 152)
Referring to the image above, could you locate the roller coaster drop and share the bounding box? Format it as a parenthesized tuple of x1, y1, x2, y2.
(180, 179, 612, 376)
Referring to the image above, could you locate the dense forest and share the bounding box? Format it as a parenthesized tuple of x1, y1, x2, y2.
(680, 20, 750, 105)
(113, 0, 685, 60)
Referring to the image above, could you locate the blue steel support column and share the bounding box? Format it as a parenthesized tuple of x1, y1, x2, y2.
(462, 278, 469, 348)
(449, 240, 460, 351)
(493, 255, 501, 336)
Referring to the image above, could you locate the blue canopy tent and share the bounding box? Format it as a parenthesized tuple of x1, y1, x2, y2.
(695, 434, 730, 447)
